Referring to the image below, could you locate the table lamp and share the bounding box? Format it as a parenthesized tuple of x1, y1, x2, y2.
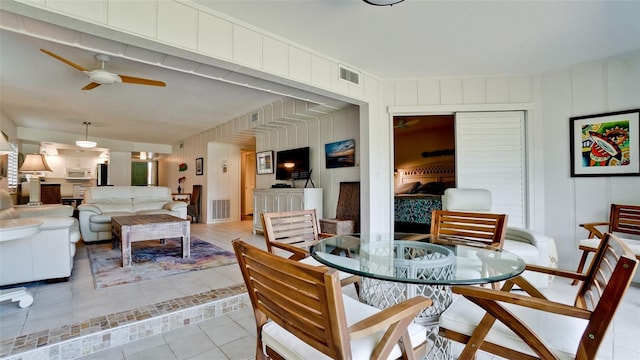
(19, 153, 53, 205)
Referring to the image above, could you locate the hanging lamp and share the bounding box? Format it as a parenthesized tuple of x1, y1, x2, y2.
(76, 121, 97, 148)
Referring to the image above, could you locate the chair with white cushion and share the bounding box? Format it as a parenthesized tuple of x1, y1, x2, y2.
(232, 239, 432, 360)
(441, 188, 554, 287)
(573, 203, 640, 285)
(439, 233, 637, 359)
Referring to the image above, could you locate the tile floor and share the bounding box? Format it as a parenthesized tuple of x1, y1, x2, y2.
(1, 220, 639, 359)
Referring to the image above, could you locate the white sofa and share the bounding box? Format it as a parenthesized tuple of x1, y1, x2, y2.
(0, 189, 80, 286)
(78, 186, 187, 243)
(442, 188, 556, 288)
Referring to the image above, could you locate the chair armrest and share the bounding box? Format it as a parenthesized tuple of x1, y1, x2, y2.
(579, 222, 609, 239)
(77, 204, 102, 214)
(451, 285, 591, 319)
(270, 241, 310, 260)
(164, 200, 187, 211)
(319, 232, 336, 239)
(348, 296, 433, 338)
(505, 227, 551, 267)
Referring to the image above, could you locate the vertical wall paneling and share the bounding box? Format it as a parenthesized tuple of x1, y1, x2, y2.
(486, 78, 509, 104)
(108, 1, 157, 38)
(462, 78, 486, 104)
(157, 1, 198, 50)
(288, 47, 312, 83)
(197, 12, 233, 60)
(417, 79, 440, 105)
(232, 25, 263, 69)
(455, 111, 526, 228)
(263, 36, 289, 76)
(395, 80, 418, 106)
(440, 79, 463, 104)
(311, 55, 333, 90)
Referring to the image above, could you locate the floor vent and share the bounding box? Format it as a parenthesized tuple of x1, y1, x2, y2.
(339, 65, 360, 85)
(211, 199, 231, 220)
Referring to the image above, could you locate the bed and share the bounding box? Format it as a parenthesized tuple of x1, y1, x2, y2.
(394, 161, 456, 233)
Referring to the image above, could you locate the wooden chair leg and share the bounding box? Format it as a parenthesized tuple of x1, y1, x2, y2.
(571, 249, 592, 285)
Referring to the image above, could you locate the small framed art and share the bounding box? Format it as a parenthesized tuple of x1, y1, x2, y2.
(196, 157, 204, 175)
(256, 150, 274, 175)
(569, 108, 639, 177)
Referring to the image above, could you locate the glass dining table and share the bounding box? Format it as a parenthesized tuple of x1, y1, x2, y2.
(310, 233, 526, 360)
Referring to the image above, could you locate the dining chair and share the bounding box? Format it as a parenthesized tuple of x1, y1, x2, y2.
(232, 239, 432, 360)
(573, 203, 640, 285)
(429, 209, 508, 248)
(439, 233, 638, 360)
(261, 209, 360, 293)
(441, 188, 556, 288)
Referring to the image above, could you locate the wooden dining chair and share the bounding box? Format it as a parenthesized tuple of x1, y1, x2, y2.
(572, 203, 640, 285)
(430, 209, 508, 248)
(439, 233, 638, 360)
(232, 239, 432, 360)
(261, 209, 360, 293)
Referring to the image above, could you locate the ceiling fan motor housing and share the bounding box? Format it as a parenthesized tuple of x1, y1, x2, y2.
(88, 69, 122, 85)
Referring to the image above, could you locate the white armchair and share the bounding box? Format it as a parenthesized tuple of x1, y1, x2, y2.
(441, 188, 555, 287)
(0, 189, 80, 287)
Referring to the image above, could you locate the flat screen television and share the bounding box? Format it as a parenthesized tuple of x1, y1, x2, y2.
(276, 147, 310, 180)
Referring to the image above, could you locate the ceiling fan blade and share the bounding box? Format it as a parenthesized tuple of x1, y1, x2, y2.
(40, 49, 88, 72)
(120, 75, 166, 87)
(82, 82, 102, 90)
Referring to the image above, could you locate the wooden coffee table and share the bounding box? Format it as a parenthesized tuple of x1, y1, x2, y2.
(111, 214, 190, 267)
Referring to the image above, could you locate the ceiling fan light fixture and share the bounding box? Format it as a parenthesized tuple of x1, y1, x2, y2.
(76, 121, 97, 148)
(363, 0, 404, 6)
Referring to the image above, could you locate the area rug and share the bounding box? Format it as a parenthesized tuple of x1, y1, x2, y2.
(86, 238, 237, 289)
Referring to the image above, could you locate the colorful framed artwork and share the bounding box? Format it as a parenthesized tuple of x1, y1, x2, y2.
(325, 139, 356, 169)
(195, 157, 203, 175)
(256, 150, 274, 175)
(569, 109, 639, 177)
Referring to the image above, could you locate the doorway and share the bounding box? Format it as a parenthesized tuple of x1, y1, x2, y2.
(241, 150, 256, 221)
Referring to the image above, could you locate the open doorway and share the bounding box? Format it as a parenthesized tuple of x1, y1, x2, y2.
(240, 150, 256, 221)
(393, 114, 455, 184)
(393, 115, 455, 233)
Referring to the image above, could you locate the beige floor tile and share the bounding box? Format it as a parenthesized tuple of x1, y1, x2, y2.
(167, 332, 216, 360)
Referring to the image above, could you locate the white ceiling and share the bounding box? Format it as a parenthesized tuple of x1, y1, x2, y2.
(1, 0, 638, 152)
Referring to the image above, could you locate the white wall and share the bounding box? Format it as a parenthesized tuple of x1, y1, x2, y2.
(542, 50, 640, 271)
(207, 142, 242, 222)
(254, 105, 360, 218)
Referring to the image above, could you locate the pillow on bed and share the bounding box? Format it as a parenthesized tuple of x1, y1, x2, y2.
(417, 181, 446, 195)
(395, 182, 421, 195)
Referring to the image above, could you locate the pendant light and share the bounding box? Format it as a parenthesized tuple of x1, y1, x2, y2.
(363, 0, 404, 6)
(76, 121, 97, 148)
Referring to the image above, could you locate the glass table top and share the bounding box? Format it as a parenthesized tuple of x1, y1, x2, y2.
(310, 233, 526, 286)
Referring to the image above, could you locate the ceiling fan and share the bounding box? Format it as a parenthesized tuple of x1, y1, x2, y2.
(393, 118, 420, 129)
(40, 49, 166, 90)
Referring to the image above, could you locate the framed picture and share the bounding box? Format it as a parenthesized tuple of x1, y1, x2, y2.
(195, 157, 204, 176)
(325, 139, 356, 169)
(256, 150, 274, 175)
(570, 109, 639, 177)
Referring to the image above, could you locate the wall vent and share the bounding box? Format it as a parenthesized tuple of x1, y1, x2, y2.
(250, 112, 258, 122)
(211, 199, 231, 220)
(339, 65, 360, 85)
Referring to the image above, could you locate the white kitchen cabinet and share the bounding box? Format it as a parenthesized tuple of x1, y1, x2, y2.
(253, 188, 323, 234)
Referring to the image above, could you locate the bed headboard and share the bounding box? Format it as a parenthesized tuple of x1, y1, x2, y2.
(397, 161, 456, 185)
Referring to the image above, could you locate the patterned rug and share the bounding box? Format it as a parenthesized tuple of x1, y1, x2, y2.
(86, 238, 237, 289)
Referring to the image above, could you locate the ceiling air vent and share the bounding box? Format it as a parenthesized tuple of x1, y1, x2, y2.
(250, 112, 258, 123)
(339, 65, 360, 85)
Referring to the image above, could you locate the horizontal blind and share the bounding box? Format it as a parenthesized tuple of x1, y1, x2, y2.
(455, 111, 526, 227)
